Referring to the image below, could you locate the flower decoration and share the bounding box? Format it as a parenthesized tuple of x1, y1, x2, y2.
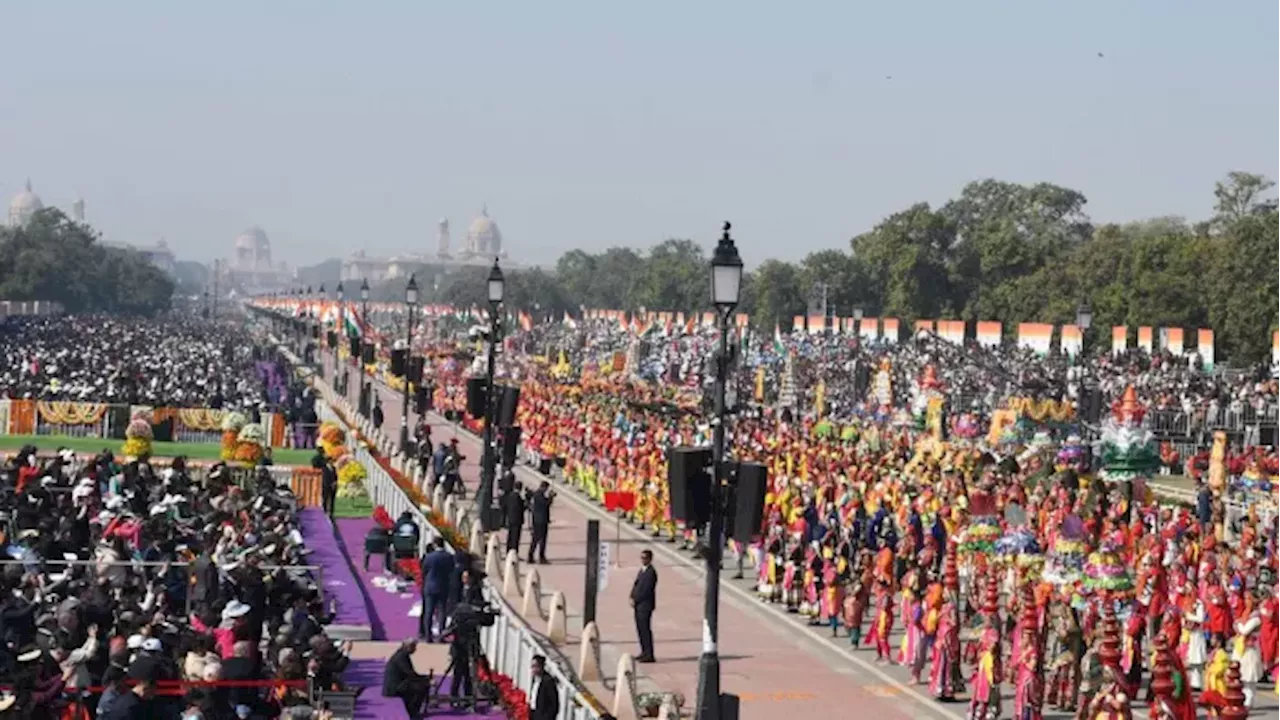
(336, 458, 368, 499)
(122, 411, 154, 458)
(221, 411, 247, 433)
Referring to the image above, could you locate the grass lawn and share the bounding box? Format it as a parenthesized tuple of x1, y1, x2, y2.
(333, 494, 374, 519)
(0, 434, 316, 466)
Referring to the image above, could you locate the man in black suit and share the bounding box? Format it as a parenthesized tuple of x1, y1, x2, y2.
(527, 481, 555, 565)
(501, 481, 526, 555)
(630, 549, 657, 662)
(382, 639, 428, 720)
(420, 539, 455, 641)
(529, 654, 560, 720)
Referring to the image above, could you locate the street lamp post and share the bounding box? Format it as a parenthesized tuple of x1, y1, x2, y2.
(1076, 299, 1093, 359)
(399, 275, 419, 454)
(695, 222, 743, 720)
(359, 279, 371, 415)
(317, 285, 325, 376)
(477, 259, 505, 531)
(334, 282, 345, 394)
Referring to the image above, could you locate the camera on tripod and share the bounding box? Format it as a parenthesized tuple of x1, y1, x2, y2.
(447, 602, 498, 639)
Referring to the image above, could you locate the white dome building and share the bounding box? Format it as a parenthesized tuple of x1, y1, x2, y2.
(464, 206, 504, 257)
(233, 226, 272, 271)
(8, 180, 44, 228)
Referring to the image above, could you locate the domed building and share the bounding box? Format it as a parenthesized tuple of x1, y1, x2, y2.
(339, 204, 518, 285)
(462, 206, 505, 258)
(8, 179, 44, 228)
(223, 227, 291, 294)
(234, 226, 273, 272)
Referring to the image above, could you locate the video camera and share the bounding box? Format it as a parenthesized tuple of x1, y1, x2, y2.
(447, 602, 498, 640)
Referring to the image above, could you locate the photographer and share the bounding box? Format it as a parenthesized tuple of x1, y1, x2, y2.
(440, 600, 497, 711)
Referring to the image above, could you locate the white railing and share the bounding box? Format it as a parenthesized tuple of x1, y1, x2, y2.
(309, 375, 605, 720)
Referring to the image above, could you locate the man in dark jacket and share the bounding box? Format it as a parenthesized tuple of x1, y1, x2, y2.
(527, 481, 554, 565)
(529, 654, 560, 720)
(383, 639, 428, 720)
(502, 482, 525, 555)
(419, 540, 455, 641)
(630, 549, 658, 662)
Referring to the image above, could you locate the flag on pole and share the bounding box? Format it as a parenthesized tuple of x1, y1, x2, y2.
(773, 325, 785, 354)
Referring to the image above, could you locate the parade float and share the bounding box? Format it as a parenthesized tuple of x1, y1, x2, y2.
(1043, 514, 1087, 588)
(121, 409, 154, 458)
(1097, 386, 1159, 485)
(911, 364, 946, 437)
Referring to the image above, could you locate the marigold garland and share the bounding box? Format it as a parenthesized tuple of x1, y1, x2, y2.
(177, 408, 225, 432)
(37, 401, 107, 426)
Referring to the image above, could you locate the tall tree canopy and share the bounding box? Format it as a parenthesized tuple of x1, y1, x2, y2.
(0, 208, 174, 315)
(365, 172, 1276, 364)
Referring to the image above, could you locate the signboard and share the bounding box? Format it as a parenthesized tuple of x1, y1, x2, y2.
(598, 542, 612, 591)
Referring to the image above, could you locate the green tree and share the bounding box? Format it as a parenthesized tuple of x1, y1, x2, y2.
(629, 239, 706, 312)
(851, 203, 953, 320)
(742, 259, 804, 330)
(0, 208, 173, 315)
(1213, 171, 1277, 224)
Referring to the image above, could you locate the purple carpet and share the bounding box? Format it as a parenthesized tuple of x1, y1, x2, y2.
(343, 659, 502, 719)
(297, 508, 372, 630)
(334, 517, 423, 642)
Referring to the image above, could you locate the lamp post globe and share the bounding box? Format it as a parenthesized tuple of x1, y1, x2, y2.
(400, 274, 419, 454)
(1076, 299, 1092, 332)
(488, 259, 505, 305)
(710, 222, 742, 311)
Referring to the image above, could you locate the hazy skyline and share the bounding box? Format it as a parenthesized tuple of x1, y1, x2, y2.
(2, 2, 1275, 268)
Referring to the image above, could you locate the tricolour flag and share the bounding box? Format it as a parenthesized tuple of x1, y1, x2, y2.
(938, 320, 965, 345)
(792, 316, 805, 333)
(1017, 323, 1053, 355)
(859, 317, 878, 342)
(1137, 327, 1153, 353)
(882, 318, 899, 343)
(1162, 327, 1184, 355)
(1111, 326, 1127, 355)
(976, 321, 1001, 348)
(1060, 324, 1082, 357)
(773, 325, 785, 354)
(1197, 329, 1214, 369)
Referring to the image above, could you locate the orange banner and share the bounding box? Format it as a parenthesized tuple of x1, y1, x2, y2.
(1137, 326, 1153, 353)
(882, 318, 900, 343)
(1111, 326, 1127, 355)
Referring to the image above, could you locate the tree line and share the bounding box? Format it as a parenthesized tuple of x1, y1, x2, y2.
(387, 172, 1280, 365)
(0, 208, 175, 316)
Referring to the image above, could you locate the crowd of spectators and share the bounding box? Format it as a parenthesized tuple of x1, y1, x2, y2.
(0, 445, 351, 719)
(0, 316, 279, 410)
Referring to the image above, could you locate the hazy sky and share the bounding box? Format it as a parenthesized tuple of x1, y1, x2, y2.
(2, 2, 1275, 268)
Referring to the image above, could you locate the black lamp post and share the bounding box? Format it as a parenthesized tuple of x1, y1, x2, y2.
(695, 222, 743, 720)
(399, 274, 419, 454)
(1076, 299, 1093, 360)
(477, 259, 505, 531)
(334, 282, 345, 393)
(852, 304, 864, 346)
(358, 279, 371, 415)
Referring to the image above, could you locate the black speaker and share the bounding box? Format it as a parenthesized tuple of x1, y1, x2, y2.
(348, 337, 360, 360)
(854, 362, 871, 398)
(390, 348, 407, 377)
(466, 377, 488, 419)
(327, 331, 338, 350)
(667, 446, 712, 525)
(501, 426, 522, 467)
(407, 356, 425, 385)
(730, 462, 768, 544)
(1087, 386, 1103, 425)
(497, 385, 521, 427)
(108, 406, 131, 439)
(361, 342, 375, 365)
(311, 324, 320, 339)
(151, 417, 175, 443)
(414, 384, 432, 414)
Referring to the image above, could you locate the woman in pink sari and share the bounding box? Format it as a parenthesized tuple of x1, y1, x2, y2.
(968, 615, 1003, 720)
(1012, 625, 1043, 720)
(929, 592, 962, 701)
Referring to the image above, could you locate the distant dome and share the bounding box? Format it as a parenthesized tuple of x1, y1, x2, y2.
(466, 207, 502, 256)
(234, 227, 271, 271)
(8, 179, 43, 227)
(234, 226, 269, 250)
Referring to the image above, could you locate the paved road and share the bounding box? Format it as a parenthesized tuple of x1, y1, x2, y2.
(324, 357, 1279, 720)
